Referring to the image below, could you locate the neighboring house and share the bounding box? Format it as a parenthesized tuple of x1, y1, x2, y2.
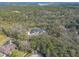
(0, 43, 16, 55)
(28, 28, 46, 36)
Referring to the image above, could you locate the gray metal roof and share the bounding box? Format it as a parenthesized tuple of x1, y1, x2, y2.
(30, 28, 45, 34)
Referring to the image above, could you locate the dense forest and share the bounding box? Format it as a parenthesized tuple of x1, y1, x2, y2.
(0, 5, 79, 57)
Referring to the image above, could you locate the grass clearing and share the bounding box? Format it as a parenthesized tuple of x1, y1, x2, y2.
(11, 50, 26, 57)
(11, 49, 32, 57)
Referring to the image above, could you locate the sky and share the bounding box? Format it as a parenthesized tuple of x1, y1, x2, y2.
(0, 0, 79, 2)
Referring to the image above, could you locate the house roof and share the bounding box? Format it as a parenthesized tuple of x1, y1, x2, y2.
(0, 44, 16, 55)
(30, 28, 45, 34)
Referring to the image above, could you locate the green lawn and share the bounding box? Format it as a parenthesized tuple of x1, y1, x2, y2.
(11, 50, 27, 57)
(11, 50, 32, 57)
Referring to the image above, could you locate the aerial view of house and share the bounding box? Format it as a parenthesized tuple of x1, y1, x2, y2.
(0, 2, 79, 57)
